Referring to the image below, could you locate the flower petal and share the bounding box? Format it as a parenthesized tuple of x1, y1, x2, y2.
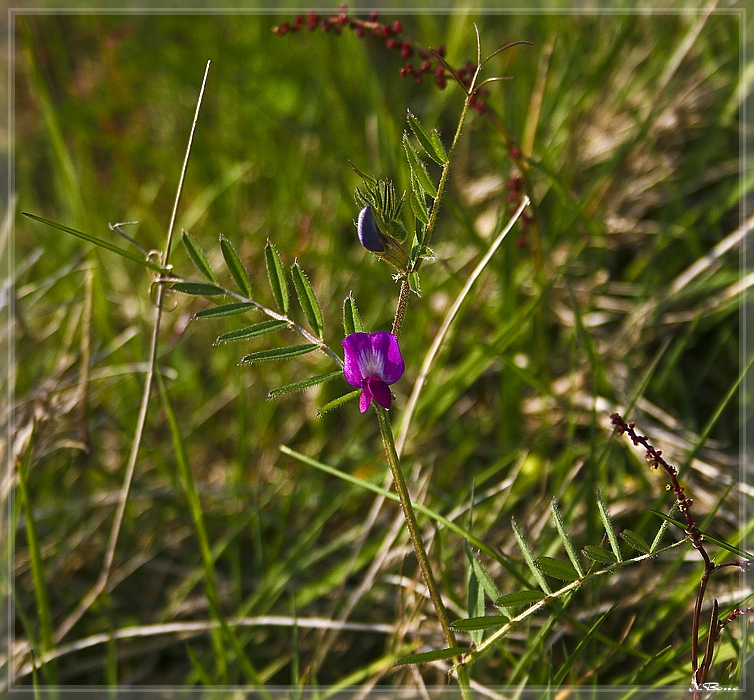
(357, 206, 385, 252)
(342, 332, 371, 387)
(359, 381, 373, 413)
(366, 375, 392, 409)
(369, 332, 405, 385)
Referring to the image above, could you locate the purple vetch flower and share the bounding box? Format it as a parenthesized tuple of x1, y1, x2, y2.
(342, 332, 405, 413)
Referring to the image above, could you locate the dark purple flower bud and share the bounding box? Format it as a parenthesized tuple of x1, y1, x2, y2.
(357, 206, 385, 252)
(342, 332, 405, 412)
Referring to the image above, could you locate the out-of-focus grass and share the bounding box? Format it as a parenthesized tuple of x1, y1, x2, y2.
(7, 3, 751, 692)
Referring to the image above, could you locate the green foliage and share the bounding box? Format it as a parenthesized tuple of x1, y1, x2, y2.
(12, 5, 748, 692)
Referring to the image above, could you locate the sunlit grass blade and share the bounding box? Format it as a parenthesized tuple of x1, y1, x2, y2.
(597, 489, 623, 562)
(194, 302, 256, 319)
(511, 517, 551, 594)
(182, 229, 218, 283)
(268, 370, 342, 400)
(291, 262, 324, 339)
(214, 319, 289, 345)
(265, 239, 289, 314)
(342, 292, 363, 335)
(395, 647, 469, 666)
(172, 281, 226, 296)
(239, 344, 318, 365)
(219, 234, 252, 298)
(157, 372, 264, 686)
(22, 212, 164, 273)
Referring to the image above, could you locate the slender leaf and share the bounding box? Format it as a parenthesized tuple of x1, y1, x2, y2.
(172, 282, 225, 296)
(465, 541, 503, 604)
(511, 517, 551, 594)
(265, 240, 289, 314)
(182, 229, 217, 283)
(429, 129, 449, 164)
(451, 615, 508, 632)
(650, 510, 754, 559)
(317, 390, 360, 416)
(291, 262, 324, 339)
(650, 503, 678, 553)
(495, 590, 544, 609)
(535, 556, 580, 582)
(551, 499, 586, 577)
(582, 545, 617, 565)
(597, 489, 623, 562)
(23, 212, 164, 273)
(268, 370, 342, 400)
(215, 320, 289, 345)
(465, 541, 486, 645)
(220, 234, 252, 297)
(407, 110, 447, 165)
(410, 175, 430, 226)
(194, 302, 256, 319)
(403, 132, 437, 198)
(620, 529, 651, 554)
(239, 344, 318, 365)
(342, 293, 363, 336)
(396, 647, 468, 666)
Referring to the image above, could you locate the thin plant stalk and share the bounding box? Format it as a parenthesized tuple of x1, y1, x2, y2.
(374, 405, 471, 699)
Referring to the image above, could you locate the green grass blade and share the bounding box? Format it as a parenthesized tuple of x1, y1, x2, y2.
(239, 343, 318, 364)
(17, 436, 57, 684)
(220, 234, 252, 298)
(23, 212, 164, 273)
(157, 372, 265, 686)
(291, 262, 324, 339)
(214, 320, 289, 345)
(182, 229, 218, 283)
(268, 370, 342, 400)
(265, 239, 289, 314)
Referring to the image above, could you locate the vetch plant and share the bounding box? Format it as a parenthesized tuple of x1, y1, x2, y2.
(611, 413, 753, 697)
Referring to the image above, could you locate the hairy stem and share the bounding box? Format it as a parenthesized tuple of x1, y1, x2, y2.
(375, 406, 471, 697)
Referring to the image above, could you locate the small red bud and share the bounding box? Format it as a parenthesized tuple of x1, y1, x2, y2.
(392, 21, 403, 34)
(415, 75, 423, 85)
(382, 24, 391, 38)
(355, 26, 364, 38)
(510, 146, 522, 160)
(369, 11, 379, 21)
(420, 60, 431, 72)
(293, 15, 304, 29)
(400, 43, 413, 59)
(307, 13, 319, 31)
(387, 38, 397, 50)
(436, 44, 446, 57)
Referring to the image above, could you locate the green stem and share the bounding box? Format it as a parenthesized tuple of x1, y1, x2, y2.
(375, 406, 471, 697)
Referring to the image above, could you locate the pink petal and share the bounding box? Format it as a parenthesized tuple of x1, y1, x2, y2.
(367, 376, 392, 410)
